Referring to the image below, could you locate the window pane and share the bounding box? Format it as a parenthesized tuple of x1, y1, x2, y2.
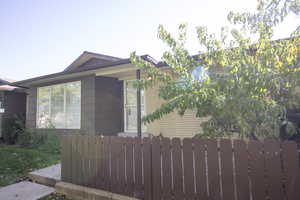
(125, 81, 144, 105)
(37, 81, 81, 129)
(125, 81, 146, 132)
(126, 106, 137, 131)
(66, 82, 81, 129)
(125, 105, 146, 131)
(37, 87, 51, 128)
(126, 81, 136, 105)
(50, 85, 65, 128)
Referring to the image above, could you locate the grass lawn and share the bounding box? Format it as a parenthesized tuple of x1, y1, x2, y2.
(0, 145, 60, 187)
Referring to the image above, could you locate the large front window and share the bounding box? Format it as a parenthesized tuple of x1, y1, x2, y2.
(37, 81, 81, 129)
(124, 81, 145, 132)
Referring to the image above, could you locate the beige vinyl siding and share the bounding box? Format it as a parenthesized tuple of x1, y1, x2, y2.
(145, 85, 207, 138)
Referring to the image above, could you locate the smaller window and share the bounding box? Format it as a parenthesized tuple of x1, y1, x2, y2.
(192, 65, 209, 82)
(124, 81, 146, 133)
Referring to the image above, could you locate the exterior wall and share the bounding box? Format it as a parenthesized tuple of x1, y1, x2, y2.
(26, 75, 96, 135)
(145, 85, 207, 138)
(95, 76, 123, 136)
(0, 90, 27, 137)
(81, 76, 96, 135)
(0, 91, 3, 137)
(3, 91, 27, 115)
(26, 87, 37, 128)
(25, 75, 124, 136)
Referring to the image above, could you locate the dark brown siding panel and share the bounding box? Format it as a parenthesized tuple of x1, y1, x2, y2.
(95, 77, 123, 136)
(26, 87, 37, 128)
(81, 76, 96, 135)
(3, 91, 26, 115)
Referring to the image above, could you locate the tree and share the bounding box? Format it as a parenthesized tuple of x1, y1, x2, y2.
(130, 0, 300, 139)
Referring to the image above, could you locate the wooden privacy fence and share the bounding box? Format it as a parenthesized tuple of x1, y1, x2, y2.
(61, 136, 300, 200)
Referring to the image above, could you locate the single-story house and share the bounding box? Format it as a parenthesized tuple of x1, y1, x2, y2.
(14, 52, 205, 138)
(0, 78, 27, 138)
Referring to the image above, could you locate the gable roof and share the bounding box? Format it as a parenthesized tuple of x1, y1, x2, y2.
(63, 51, 122, 72)
(14, 53, 160, 86)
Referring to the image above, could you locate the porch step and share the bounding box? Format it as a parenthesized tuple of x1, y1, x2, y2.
(29, 163, 61, 187)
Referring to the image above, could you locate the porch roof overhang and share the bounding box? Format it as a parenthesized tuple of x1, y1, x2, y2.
(13, 64, 135, 87)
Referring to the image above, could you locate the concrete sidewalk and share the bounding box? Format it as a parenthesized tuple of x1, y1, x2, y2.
(0, 181, 55, 200)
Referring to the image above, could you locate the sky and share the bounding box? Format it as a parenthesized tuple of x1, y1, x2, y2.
(0, 0, 299, 81)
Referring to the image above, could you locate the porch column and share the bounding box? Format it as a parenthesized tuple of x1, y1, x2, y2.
(136, 70, 142, 137)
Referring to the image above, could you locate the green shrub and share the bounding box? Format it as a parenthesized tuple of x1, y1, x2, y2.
(17, 128, 60, 154)
(38, 132, 60, 154)
(17, 128, 46, 147)
(2, 114, 25, 144)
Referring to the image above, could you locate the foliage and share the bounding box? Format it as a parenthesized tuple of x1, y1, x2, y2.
(2, 114, 25, 144)
(17, 129, 60, 154)
(131, 0, 300, 139)
(17, 128, 46, 147)
(37, 131, 60, 154)
(0, 145, 60, 187)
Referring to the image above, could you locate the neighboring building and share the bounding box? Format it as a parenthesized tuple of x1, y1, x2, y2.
(14, 52, 204, 138)
(0, 79, 27, 138)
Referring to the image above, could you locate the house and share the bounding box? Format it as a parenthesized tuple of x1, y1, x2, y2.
(14, 52, 205, 138)
(0, 78, 27, 138)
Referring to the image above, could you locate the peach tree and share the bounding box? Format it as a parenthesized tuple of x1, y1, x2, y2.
(131, 0, 300, 139)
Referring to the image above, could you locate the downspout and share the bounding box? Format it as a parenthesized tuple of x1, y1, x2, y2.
(136, 70, 142, 138)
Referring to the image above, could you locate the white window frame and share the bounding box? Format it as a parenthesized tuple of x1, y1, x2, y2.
(123, 80, 146, 133)
(36, 81, 81, 129)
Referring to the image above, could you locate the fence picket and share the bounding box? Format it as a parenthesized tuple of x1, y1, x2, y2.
(60, 136, 300, 200)
(71, 136, 78, 184)
(183, 138, 195, 199)
(172, 138, 184, 200)
(281, 141, 300, 200)
(88, 136, 97, 188)
(77, 135, 84, 185)
(151, 137, 162, 200)
(134, 137, 143, 198)
(206, 139, 221, 200)
(161, 137, 172, 200)
(118, 138, 126, 194)
(111, 136, 119, 193)
(125, 138, 134, 196)
(103, 136, 111, 191)
(248, 140, 266, 200)
(264, 139, 285, 200)
(60, 136, 70, 182)
(193, 138, 207, 200)
(143, 137, 152, 200)
(95, 136, 103, 188)
(220, 139, 235, 200)
(233, 140, 250, 200)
